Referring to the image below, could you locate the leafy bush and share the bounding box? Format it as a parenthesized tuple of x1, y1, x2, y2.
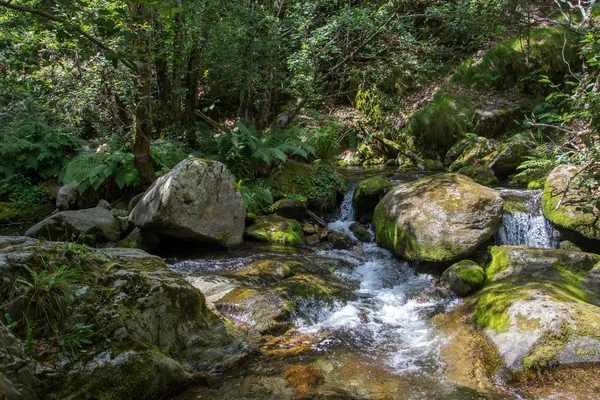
(238, 179, 275, 215)
(293, 165, 345, 213)
(0, 175, 48, 206)
(0, 119, 80, 179)
(149, 142, 191, 176)
(62, 151, 140, 193)
(308, 120, 351, 160)
(409, 91, 473, 156)
(205, 121, 315, 179)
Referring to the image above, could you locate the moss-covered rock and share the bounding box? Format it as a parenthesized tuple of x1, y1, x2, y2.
(373, 173, 504, 262)
(0, 202, 54, 224)
(272, 198, 307, 221)
(352, 176, 390, 223)
(482, 139, 535, 179)
(0, 237, 246, 399)
(475, 245, 600, 372)
(542, 165, 600, 240)
(457, 165, 498, 186)
(327, 231, 354, 250)
(245, 215, 305, 246)
(350, 222, 371, 243)
(441, 260, 485, 296)
(274, 161, 345, 214)
(449, 137, 495, 172)
(421, 159, 444, 172)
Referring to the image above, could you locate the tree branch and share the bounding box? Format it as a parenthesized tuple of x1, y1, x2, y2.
(0, 0, 137, 71)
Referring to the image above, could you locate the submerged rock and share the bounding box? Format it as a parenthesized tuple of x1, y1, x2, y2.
(374, 173, 503, 262)
(350, 222, 371, 243)
(441, 260, 485, 296)
(0, 237, 246, 400)
(131, 158, 245, 248)
(352, 176, 390, 223)
(327, 231, 354, 250)
(25, 202, 126, 244)
(245, 215, 305, 246)
(476, 246, 600, 372)
(542, 165, 600, 240)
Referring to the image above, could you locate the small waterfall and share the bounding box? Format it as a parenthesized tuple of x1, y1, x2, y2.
(498, 189, 556, 248)
(327, 183, 357, 235)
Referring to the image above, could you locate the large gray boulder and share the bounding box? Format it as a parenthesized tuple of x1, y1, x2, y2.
(542, 165, 600, 240)
(476, 246, 600, 372)
(373, 173, 504, 262)
(131, 158, 245, 247)
(25, 202, 125, 244)
(0, 237, 246, 399)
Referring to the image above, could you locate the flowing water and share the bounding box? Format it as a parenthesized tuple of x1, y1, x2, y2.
(497, 189, 557, 248)
(166, 179, 568, 399)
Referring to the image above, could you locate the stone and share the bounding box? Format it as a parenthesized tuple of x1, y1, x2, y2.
(272, 198, 308, 221)
(0, 323, 36, 399)
(353, 176, 390, 223)
(449, 137, 495, 171)
(441, 260, 485, 296)
(25, 205, 126, 244)
(77, 187, 102, 210)
(0, 202, 53, 224)
(56, 185, 78, 211)
(0, 237, 246, 399)
(476, 246, 600, 371)
(245, 215, 305, 246)
(373, 173, 504, 262)
(302, 223, 317, 235)
(115, 227, 160, 254)
(350, 222, 371, 243)
(327, 231, 354, 250)
(482, 139, 535, 179)
(128, 193, 145, 213)
(457, 165, 498, 186)
(542, 165, 600, 240)
(130, 158, 245, 247)
(421, 159, 444, 172)
(305, 234, 320, 246)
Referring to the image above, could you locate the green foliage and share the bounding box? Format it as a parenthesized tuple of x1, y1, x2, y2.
(58, 322, 95, 360)
(14, 263, 83, 328)
(0, 174, 48, 206)
(62, 151, 140, 193)
(237, 179, 274, 215)
(0, 119, 80, 179)
(409, 91, 473, 156)
(355, 86, 383, 127)
(514, 145, 556, 183)
(308, 119, 353, 160)
(205, 121, 315, 179)
(293, 166, 345, 213)
(149, 142, 190, 176)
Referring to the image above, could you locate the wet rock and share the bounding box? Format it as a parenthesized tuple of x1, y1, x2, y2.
(302, 223, 317, 235)
(25, 204, 126, 244)
(482, 139, 535, 179)
(374, 173, 503, 262)
(353, 176, 390, 223)
(272, 198, 308, 221)
(543, 165, 600, 240)
(327, 231, 354, 250)
(56, 185, 78, 211)
(115, 227, 159, 253)
(476, 246, 600, 371)
(245, 215, 305, 246)
(0, 237, 246, 399)
(305, 234, 320, 246)
(441, 260, 485, 296)
(284, 365, 324, 393)
(131, 158, 246, 247)
(457, 165, 498, 186)
(420, 159, 444, 172)
(350, 222, 371, 242)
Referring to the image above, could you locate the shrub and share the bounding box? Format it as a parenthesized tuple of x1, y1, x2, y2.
(0, 174, 48, 206)
(149, 142, 191, 176)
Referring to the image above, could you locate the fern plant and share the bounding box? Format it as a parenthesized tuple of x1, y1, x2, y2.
(206, 121, 315, 179)
(237, 179, 275, 215)
(514, 145, 556, 183)
(0, 119, 80, 179)
(62, 151, 140, 193)
(149, 142, 191, 176)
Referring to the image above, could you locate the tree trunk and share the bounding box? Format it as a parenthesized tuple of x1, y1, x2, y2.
(171, 4, 185, 126)
(184, 45, 202, 144)
(154, 18, 171, 135)
(129, 3, 155, 185)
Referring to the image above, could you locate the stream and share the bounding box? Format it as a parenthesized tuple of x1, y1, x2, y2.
(164, 172, 561, 399)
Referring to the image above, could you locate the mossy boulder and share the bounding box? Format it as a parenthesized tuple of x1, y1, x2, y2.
(0, 202, 54, 224)
(457, 165, 498, 186)
(273, 161, 345, 214)
(116, 227, 159, 253)
(441, 260, 485, 296)
(542, 165, 600, 240)
(25, 203, 126, 244)
(245, 215, 305, 246)
(272, 198, 308, 221)
(350, 222, 371, 243)
(476, 245, 600, 372)
(482, 139, 535, 179)
(327, 231, 354, 250)
(131, 158, 246, 248)
(421, 159, 444, 172)
(352, 176, 390, 223)
(0, 237, 246, 399)
(449, 137, 495, 172)
(373, 173, 504, 262)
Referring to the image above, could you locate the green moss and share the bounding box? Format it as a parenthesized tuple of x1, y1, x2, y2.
(457, 165, 498, 186)
(181, 192, 194, 204)
(523, 345, 559, 371)
(503, 199, 528, 215)
(475, 282, 516, 332)
(353, 177, 390, 200)
(219, 229, 232, 244)
(245, 215, 304, 246)
(515, 313, 541, 332)
(0, 201, 53, 224)
(527, 180, 545, 190)
(485, 246, 512, 281)
(455, 261, 486, 287)
(542, 188, 600, 240)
